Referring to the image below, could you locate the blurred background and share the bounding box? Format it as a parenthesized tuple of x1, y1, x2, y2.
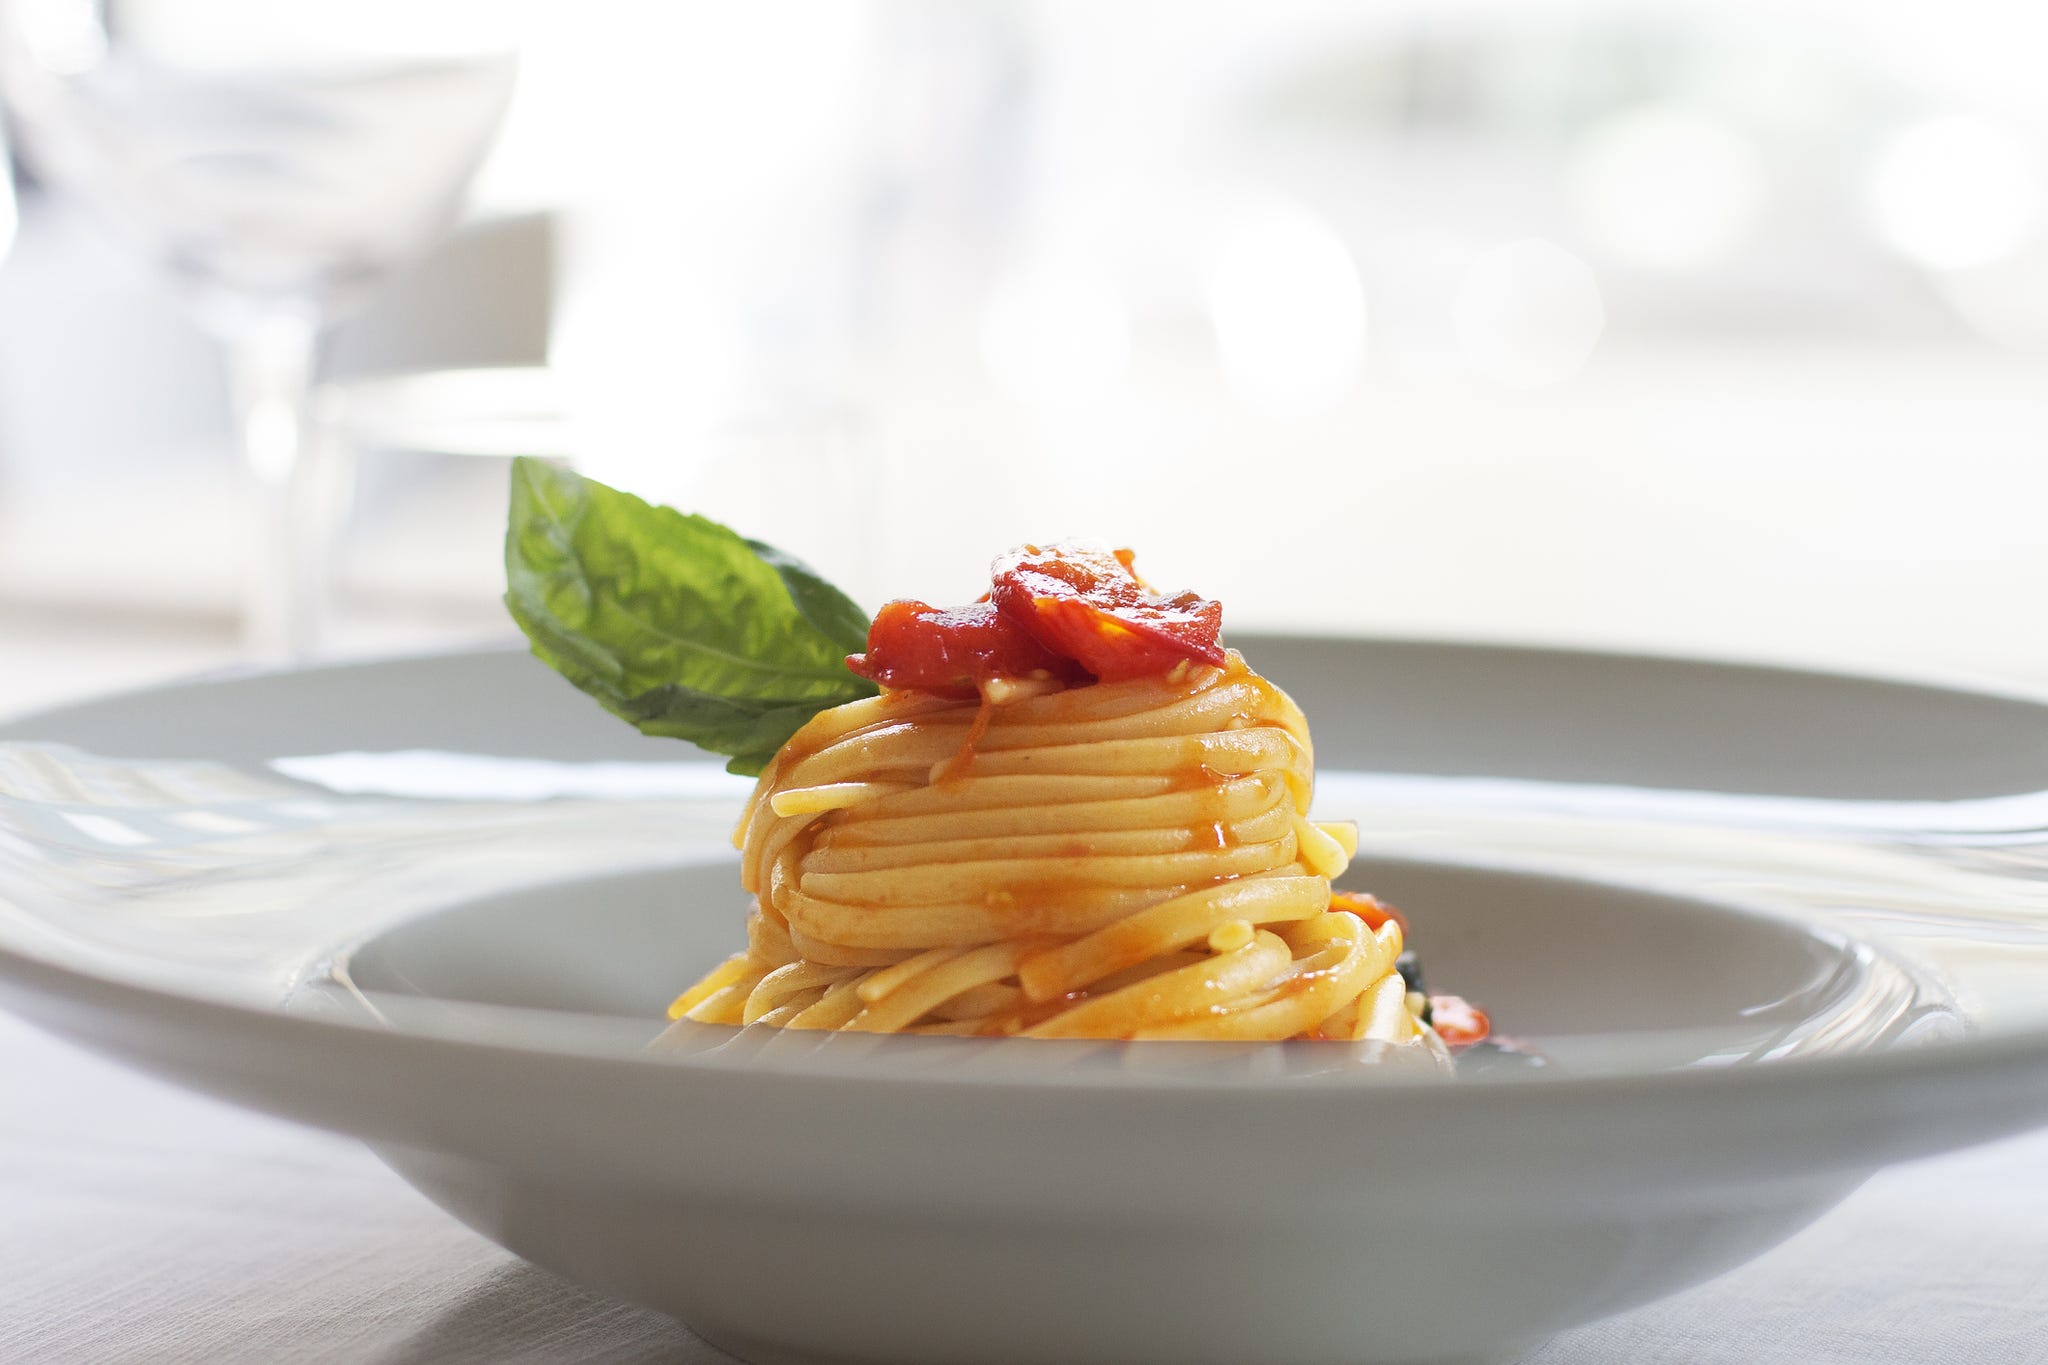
(4, 0, 2047, 719)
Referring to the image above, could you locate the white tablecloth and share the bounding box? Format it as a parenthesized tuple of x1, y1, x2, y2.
(4, 1010, 2045, 1365)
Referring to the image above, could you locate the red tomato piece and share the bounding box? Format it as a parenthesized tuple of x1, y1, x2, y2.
(847, 599, 1078, 698)
(989, 543, 1225, 681)
(1328, 890, 1408, 935)
(1429, 994, 1491, 1048)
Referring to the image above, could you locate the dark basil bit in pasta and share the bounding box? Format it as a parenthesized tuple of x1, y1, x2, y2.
(1394, 949, 1426, 996)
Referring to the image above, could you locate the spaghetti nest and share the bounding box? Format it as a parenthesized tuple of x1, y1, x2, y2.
(669, 651, 1427, 1043)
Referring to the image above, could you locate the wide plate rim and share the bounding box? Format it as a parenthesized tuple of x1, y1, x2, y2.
(10, 629, 2048, 735)
(4, 638, 2048, 1138)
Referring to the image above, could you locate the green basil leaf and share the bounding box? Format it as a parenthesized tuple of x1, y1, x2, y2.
(503, 457, 876, 775)
(744, 537, 873, 655)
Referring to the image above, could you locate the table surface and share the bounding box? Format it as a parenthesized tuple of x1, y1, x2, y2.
(3, 1008, 2046, 1365)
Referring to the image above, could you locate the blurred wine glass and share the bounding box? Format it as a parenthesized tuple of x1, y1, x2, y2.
(0, 0, 518, 658)
(0, 118, 16, 262)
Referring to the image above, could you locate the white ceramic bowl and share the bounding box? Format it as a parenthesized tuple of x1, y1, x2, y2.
(4, 638, 2048, 1365)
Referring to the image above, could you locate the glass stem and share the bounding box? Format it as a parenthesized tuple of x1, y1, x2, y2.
(223, 311, 329, 663)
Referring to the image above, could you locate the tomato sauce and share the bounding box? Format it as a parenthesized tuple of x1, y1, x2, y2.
(1328, 890, 1408, 936)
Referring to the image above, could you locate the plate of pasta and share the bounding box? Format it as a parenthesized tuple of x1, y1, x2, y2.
(4, 459, 2048, 1365)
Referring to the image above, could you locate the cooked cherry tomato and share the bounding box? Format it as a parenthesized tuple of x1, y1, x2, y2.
(847, 599, 1078, 697)
(1329, 890, 1408, 936)
(989, 543, 1224, 681)
(849, 543, 1226, 694)
(1428, 994, 1491, 1049)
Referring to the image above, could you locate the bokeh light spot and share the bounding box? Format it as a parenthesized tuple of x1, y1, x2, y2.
(1204, 201, 1366, 418)
(1868, 115, 2044, 272)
